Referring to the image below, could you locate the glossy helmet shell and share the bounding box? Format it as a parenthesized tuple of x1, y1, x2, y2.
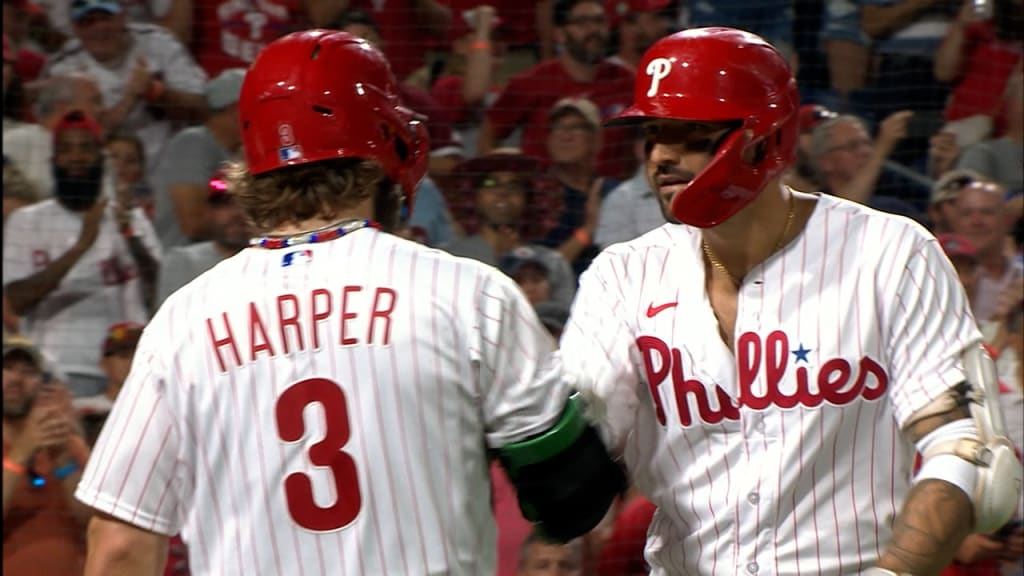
(607, 27, 800, 227)
(239, 30, 429, 211)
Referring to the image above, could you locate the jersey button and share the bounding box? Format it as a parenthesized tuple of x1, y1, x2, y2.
(747, 561, 759, 573)
(756, 420, 766, 433)
(747, 492, 760, 505)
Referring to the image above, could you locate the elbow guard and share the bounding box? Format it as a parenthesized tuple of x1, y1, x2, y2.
(909, 344, 1022, 533)
(497, 394, 627, 543)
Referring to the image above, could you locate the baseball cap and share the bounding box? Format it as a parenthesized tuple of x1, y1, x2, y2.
(550, 97, 602, 131)
(2, 335, 43, 368)
(938, 233, 978, 259)
(53, 110, 104, 143)
(799, 104, 837, 135)
(499, 246, 550, 278)
(931, 169, 980, 205)
(206, 68, 246, 111)
(70, 0, 122, 21)
(606, 0, 671, 25)
(102, 322, 144, 357)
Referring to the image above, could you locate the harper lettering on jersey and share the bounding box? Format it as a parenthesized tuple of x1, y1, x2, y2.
(205, 285, 397, 372)
(638, 330, 889, 427)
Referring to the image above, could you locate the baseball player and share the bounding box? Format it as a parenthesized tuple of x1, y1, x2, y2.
(560, 27, 1022, 575)
(75, 31, 625, 575)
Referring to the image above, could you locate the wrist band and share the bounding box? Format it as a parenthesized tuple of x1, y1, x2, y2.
(3, 458, 27, 476)
(469, 39, 491, 51)
(53, 461, 80, 480)
(573, 228, 591, 246)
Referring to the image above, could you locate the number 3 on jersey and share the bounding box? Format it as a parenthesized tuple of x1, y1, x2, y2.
(275, 377, 362, 532)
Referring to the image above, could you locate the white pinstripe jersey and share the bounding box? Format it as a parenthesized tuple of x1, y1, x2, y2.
(560, 194, 982, 575)
(76, 227, 568, 575)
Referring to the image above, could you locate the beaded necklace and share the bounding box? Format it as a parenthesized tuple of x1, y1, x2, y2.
(249, 218, 379, 249)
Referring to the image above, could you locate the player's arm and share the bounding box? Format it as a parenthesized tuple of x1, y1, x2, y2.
(84, 512, 169, 576)
(559, 251, 643, 455)
(76, 324, 185, 574)
(875, 410, 976, 574)
(4, 199, 107, 316)
(873, 239, 1022, 575)
(475, 271, 625, 543)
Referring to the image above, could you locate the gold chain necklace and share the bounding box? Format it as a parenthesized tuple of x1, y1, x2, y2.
(702, 192, 796, 287)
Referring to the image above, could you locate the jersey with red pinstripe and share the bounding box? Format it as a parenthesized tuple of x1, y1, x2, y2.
(560, 194, 982, 575)
(75, 226, 568, 575)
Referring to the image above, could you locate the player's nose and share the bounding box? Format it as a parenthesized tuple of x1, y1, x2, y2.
(648, 141, 683, 167)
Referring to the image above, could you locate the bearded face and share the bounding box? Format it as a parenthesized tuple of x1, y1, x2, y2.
(53, 127, 104, 212)
(560, 3, 609, 66)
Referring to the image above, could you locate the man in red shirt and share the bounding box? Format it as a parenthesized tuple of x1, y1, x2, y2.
(480, 0, 635, 180)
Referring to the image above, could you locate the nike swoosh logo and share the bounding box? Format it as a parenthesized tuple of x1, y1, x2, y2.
(646, 302, 678, 318)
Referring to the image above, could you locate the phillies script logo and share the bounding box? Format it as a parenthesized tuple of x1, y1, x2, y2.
(638, 330, 889, 427)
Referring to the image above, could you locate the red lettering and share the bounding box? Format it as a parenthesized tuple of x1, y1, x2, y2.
(786, 367, 817, 408)
(249, 302, 276, 360)
(637, 336, 670, 425)
(277, 294, 304, 355)
(310, 288, 332, 349)
(636, 332, 891, 428)
(819, 359, 858, 405)
(673, 377, 707, 427)
(207, 313, 242, 373)
(856, 357, 889, 400)
(671, 348, 738, 426)
(368, 287, 396, 345)
(764, 331, 789, 392)
(738, 332, 768, 410)
(340, 286, 362, 346)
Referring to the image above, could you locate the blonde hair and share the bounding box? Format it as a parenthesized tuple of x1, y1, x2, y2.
(225, 158, 387, 231)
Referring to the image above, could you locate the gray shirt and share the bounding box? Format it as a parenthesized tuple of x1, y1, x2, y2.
(156, 241, 226, 308)
(595, 168, 666, 249)
(444, 235, 576, 310)
(956, 137, 1024, 192)
(151, 126, 232, 249)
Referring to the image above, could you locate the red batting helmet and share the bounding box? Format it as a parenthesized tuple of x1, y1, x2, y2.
(239, 30, 429, 209)
(607, 27, 800, 228)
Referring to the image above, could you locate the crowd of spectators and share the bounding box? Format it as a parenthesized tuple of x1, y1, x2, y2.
(2, 0, 1022, 574)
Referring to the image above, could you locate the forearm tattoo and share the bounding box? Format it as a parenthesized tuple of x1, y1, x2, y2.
(879, 479, 973, 575)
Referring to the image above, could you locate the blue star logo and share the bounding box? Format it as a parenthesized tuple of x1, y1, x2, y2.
(792, 344, 812, 364)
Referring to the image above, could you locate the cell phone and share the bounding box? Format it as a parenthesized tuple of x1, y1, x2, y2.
(993, 519, 1023, 541)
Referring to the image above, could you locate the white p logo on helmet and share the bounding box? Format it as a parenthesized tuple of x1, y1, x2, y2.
(646, 58, 672, 98)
